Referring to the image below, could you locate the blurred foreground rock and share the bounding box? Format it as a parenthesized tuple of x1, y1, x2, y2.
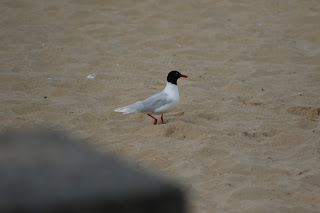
(0, 130, 185, 213)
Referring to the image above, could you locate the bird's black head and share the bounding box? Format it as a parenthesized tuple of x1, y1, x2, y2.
(167, 70, 188, 85)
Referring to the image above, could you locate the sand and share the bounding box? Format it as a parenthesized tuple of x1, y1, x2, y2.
(1, 0, 320, 212)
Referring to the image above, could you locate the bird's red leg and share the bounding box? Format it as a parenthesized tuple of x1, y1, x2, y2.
(161, 114, 164, 124)
(147, 114, 157, 125)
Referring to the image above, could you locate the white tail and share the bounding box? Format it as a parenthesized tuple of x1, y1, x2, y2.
(114, 101, 143, 114)
(114, 106, 130, 114)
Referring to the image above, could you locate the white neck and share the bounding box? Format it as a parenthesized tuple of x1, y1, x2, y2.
(163, 82, 179, 97)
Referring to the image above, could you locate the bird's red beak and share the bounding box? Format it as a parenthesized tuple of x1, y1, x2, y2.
(180, 74, 188, 78)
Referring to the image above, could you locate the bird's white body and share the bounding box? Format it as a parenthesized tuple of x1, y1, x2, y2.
(114, 82, 180, 115)
(154, 82, 180, 114)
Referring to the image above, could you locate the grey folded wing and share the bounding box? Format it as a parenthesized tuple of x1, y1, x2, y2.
(115, 92, 172, 114)
(138, 92, 172, 113)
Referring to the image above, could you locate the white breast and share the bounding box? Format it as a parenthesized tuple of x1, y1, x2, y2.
(154, 82, 180, 114)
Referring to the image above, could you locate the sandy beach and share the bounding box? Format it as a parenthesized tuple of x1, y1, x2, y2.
(1, 0, 320, 212)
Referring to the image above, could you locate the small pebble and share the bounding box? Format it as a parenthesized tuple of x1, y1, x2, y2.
(87, 74, 96, 79)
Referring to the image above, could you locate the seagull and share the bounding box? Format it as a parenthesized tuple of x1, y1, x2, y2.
(114, 70, 188, 125)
